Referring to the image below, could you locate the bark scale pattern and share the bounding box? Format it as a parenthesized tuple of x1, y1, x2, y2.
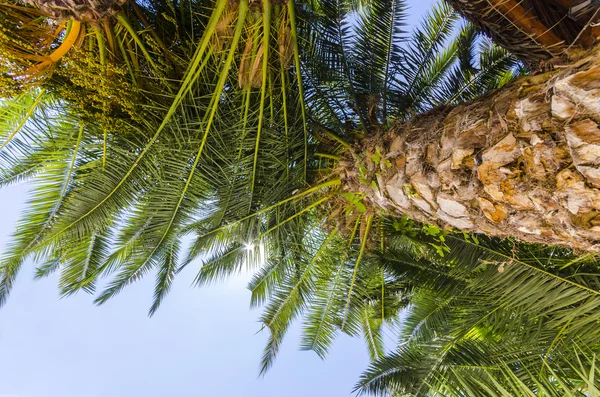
(24, 0, 126, 21)
(342, 48, 600, 252)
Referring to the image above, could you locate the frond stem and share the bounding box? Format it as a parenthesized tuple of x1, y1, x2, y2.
(0, 90, 45, 151)
(342, 214, 374, 330)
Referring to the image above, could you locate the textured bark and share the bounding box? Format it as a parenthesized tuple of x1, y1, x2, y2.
(24, 0, 126, 21)
(445, 0, 589, 64)
(341, 46, 600, 252)
(475, 0, 562, 51)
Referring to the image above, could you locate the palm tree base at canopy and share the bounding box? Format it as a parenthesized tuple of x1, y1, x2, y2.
(341, 46, 600, 252)
(24, 0, 126, 21)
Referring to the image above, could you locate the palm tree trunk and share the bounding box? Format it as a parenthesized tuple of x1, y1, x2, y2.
(24, 0, 126, 21)
(344, 47, 600, 252)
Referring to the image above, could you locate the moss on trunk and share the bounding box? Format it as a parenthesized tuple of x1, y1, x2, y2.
(341, 47, 600, 252)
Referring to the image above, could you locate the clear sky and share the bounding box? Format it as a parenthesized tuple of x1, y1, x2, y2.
(0, 2, 437, 396)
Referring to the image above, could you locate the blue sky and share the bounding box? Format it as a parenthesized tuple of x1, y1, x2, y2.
(0, 2, 437, 396)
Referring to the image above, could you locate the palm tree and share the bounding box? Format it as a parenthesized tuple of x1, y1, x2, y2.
(3, 0, 600, 250)
(1, 0, 600, 394)
(0, 0, 517, 345)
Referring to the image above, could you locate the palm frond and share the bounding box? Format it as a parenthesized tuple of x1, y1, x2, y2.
(356, 235, 600, 396)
